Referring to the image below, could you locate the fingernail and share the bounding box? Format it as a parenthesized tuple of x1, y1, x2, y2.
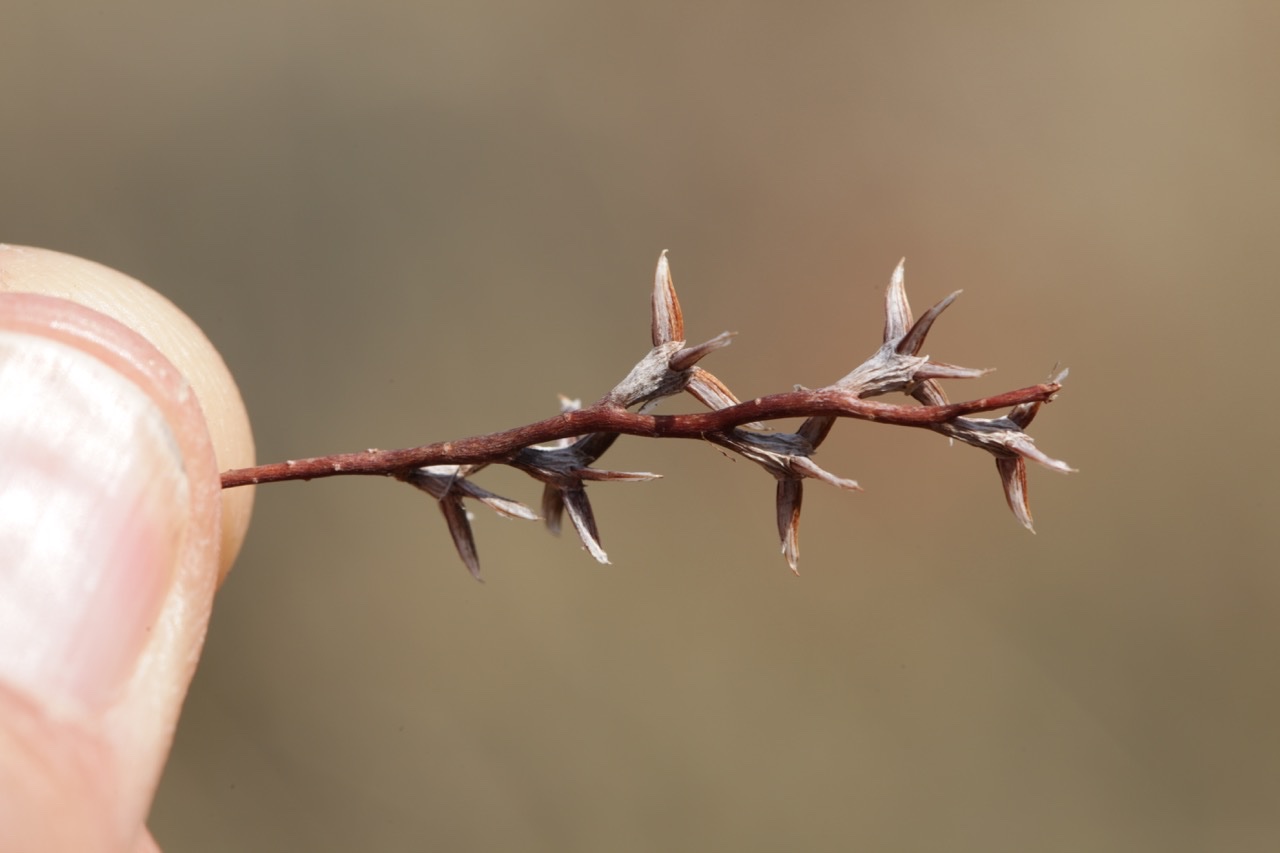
(0, 330, 187, 715)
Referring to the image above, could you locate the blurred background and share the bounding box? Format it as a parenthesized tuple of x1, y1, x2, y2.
(3, 2, 1278, 850)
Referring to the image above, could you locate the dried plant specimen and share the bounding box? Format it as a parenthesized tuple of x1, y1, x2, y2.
(222, 255, 1073, 578)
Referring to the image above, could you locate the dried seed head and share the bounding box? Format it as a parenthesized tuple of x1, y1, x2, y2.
(511, 442, 656, 564)
(930, 401, 1074, 531)
(940, 415, 1075, 475)
(989, 370, 1074, 532)
(834, 261, 989, 398)
(708, 427, 860, 572)
(604, 341, 691, 409)
(411, 465, 539, 520)
(404, 465, 538, 580)
(614, 255, 740, 413)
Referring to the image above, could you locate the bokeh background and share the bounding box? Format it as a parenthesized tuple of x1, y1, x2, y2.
(3, 2, 1278, 850)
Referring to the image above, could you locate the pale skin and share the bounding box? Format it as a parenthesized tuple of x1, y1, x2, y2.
(0, 246, 255, 852)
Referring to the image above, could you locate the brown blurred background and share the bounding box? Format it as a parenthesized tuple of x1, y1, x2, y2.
(3, 2, 1278, 850)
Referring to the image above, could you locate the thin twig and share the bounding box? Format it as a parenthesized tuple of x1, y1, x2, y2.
(219, 384, 1060, 488)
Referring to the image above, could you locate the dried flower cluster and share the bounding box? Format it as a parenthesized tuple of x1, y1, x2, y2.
(221, 254, 1073, 579)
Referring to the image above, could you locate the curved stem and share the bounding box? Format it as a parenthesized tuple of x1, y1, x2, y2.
(220, 382, 1061, 488)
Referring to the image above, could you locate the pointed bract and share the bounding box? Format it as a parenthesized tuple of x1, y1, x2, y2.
(542, 484, 565, 536)
(562, 486, 609, 564)
(898, 290, 961, 355)
(790, 456, 861, 491)
(687, 367, 766, 429)
(911, 379, 950, 406)
(797, 415, 833, 447)
(1007, 400, 1041, 429)
(914, 361, 992, 381)
(777, 479, 803, 575)
(439, 497, 483, 581)
(883, 259, 912, 344)
(687, 367, 741, 411)
(997, 456, 1035, 533)
(670, 331, 735, 371)
(651, 250, 684, 346)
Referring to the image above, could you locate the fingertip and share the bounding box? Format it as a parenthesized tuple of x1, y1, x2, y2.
(0, 247, 254, 831)
(0, 245, 254, 579)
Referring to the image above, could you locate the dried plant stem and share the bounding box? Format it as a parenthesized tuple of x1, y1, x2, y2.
(219, 254, 1073, 577)
(219, 384, 1060, 488)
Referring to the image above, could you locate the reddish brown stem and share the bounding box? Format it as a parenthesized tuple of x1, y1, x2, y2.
(220, 382, 1060, 489)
